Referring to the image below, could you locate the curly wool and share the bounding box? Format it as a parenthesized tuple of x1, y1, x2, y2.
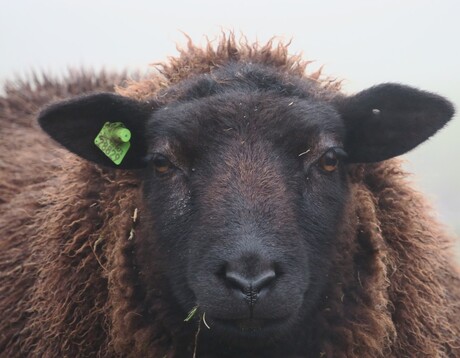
(1, 34, 459, 357)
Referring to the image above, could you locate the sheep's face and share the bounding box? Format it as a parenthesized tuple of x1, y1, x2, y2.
(38, 62, 454, 352)
(142, 90, 347, 346)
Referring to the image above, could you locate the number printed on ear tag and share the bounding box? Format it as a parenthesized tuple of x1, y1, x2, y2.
(94, 122, 131, 165)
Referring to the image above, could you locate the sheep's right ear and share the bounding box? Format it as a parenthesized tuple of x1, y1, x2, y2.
(38, 93, 155, 169)
(335, 84, 455, 163)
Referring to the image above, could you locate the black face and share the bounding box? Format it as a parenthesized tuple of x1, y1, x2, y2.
(141, 89, 348, 350)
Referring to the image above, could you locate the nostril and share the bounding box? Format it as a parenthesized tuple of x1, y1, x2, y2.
(225, 270, 251, 292)
(252, 269, 276, 292)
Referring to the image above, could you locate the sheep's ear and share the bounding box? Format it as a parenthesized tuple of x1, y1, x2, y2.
(335, 84, 455, 163)
(38, 93, 154, 169)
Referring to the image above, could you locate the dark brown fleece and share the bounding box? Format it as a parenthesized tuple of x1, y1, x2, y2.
(0, 34, 459, 357)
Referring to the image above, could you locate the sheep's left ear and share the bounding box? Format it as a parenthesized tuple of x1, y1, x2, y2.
(39, 93, 155, 169)
(335, 84, 455, 163)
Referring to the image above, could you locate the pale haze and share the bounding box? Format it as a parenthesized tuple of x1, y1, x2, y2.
(1, 0, 459, 248)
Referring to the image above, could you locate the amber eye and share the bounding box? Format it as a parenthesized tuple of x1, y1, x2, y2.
(318, 149, 339, 172)
(151, 154, 172, 174)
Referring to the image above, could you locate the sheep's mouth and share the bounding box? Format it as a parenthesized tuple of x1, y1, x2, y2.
(208, 316, 289, 335)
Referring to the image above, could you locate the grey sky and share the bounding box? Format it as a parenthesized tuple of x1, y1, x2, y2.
(1, 0, 459, 236)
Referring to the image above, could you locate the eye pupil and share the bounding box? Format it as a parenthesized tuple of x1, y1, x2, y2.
(319, 150, 339, 172)
(152, 155, 171, 174)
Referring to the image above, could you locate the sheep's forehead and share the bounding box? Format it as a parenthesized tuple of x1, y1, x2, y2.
(147, 92, 344, 161)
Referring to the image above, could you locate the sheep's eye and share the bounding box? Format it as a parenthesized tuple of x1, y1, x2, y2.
(318, 149, 339, 172)
(151, 154, 173, 174)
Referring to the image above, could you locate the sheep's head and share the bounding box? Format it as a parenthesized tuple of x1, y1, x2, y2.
(38, 63, 454, 351)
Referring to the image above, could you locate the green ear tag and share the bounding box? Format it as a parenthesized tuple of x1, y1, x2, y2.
(94, 122, 131, 165)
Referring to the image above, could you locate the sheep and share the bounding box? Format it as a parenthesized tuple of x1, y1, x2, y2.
(1, 34, 459, 358)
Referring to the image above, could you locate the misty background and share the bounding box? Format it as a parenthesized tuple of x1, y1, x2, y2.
(1, 0, 459, 256)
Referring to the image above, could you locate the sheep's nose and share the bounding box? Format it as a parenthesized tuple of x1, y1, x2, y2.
(223, 262, 277, 305)
(225, 269, 276, 293)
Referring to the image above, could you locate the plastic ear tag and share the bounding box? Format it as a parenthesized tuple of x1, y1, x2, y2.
(94, 122, 131, 165)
